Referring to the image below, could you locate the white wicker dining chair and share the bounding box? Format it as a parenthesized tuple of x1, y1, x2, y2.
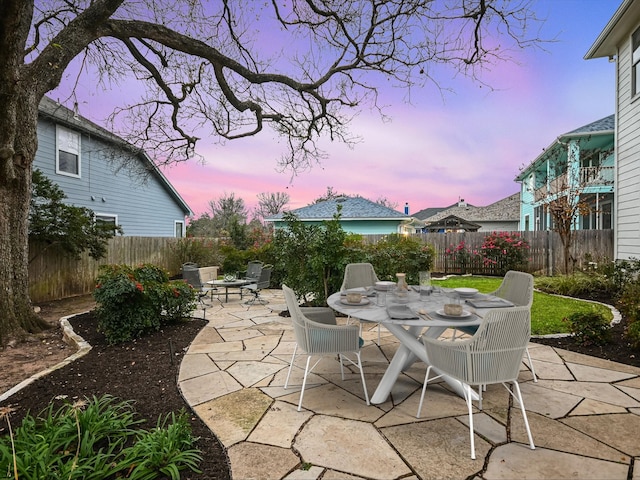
(340, 263, 381, 344)
(282, 284, 369, 411)
(417, 306, 536, 459)
(455, 270, 537, 382)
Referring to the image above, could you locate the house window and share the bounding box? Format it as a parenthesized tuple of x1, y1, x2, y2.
(633, 27, 640, 97)
(56, 125, 81, 177)
(95, 213, 118, 234)
(524, 214, 530, 231)
(175, 221, 185, 238)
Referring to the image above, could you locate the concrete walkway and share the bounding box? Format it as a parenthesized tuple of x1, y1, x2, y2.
(178, 289, 640, 480)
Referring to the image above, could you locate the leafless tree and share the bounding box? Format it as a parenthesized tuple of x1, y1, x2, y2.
(0, 0, 542, 343)
(255, 192, 290, 221)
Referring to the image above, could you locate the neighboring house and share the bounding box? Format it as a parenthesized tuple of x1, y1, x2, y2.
(265, 196, 412, 234)
(586, 0, 640, 260)
(35, 96, 191, 237)
(416, 195, 520, 232)
(515, 116, 615, 232)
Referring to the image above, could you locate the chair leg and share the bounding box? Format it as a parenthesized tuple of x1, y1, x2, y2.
(356, 351, 370, 405)
(298, 356, 312, 411)
(512, 381, 535, 450)
(377, 323, 381, 345)
(525, 347, 537, 382)
(417, 365, 433, 418)
(464, 384, 476, 460)
(339, 353, 345, 380)
(284, 344, 298, 389)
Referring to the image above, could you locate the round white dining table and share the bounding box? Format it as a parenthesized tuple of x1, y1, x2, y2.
(327, 288, 487, 404)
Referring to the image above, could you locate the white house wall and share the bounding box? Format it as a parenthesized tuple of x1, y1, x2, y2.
(35, 117, 187, 237)
(615, 25, 640, 258)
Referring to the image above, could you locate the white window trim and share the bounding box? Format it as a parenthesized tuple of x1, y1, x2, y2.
(632, 26, 640, 98)
(174, 220, 185, 238)
(95, 213, 118, 228)
(55, 125, 81, 178)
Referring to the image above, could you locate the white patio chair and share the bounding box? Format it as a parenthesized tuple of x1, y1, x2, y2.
(417, 306, 536, 459)
(454, 270, 537, 381)
(282, 284, 369, 411)
(340, 263, 382, 344)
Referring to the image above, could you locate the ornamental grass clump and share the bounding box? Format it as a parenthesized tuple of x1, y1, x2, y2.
(93, 264, 197, 344)
(0, 395, 202, 480)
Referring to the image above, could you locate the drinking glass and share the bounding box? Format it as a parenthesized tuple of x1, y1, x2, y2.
(419, 271, 432, 300)
(376, 290, 387, 306)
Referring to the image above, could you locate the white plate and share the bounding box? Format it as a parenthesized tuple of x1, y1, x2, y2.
(454, 287, 479, 297)
(341, 297, 371, 306)
(436, 309, 472, 319)
(375, 281, 395, 291)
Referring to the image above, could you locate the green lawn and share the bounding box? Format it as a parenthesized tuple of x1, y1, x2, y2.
(433, 275, 613, 336)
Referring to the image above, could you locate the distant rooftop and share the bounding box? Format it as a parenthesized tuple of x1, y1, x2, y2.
(266, 196, 410, 221)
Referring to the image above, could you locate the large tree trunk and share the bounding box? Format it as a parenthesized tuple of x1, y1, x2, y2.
(0, 92, 49, 345)
(0, 2, 52, 345)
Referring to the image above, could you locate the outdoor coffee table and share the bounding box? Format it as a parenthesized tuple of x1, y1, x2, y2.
(209, 279, 251, 302)
(327, 288, 488, 404)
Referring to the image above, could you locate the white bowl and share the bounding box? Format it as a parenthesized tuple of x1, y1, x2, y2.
(454, 287, 479, 297)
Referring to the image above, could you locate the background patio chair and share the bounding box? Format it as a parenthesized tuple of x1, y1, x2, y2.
(238, 260, 263, 281)
(340, 262, 382, 344)
(243, 266, 272, 305)
(454, 270, 537, 381)
(282, 284, 369, 411)
(417, 306, 536, 459)
(182, 264, 217, 314)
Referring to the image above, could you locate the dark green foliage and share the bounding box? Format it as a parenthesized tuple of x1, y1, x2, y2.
(167, 237, 224, 272)
(29, 169, 121, 260)
(564, 311, 611, 347)
(93, 264, 197, 344)
(0, 395, 201, 480)
(364, 234, 434, 284)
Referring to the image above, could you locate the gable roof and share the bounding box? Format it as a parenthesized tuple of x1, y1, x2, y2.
(266, 196, 410, 221)
(515, 114, 614, 181)
(413, 203, 464, 220)
(38, 96, 192, 216)
(585, 0, 639, 59)
(425, 193, 520, 223)
(424, 214, 482, 232)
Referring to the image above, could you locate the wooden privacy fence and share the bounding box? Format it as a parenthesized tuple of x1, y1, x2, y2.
(29, 236, 180, 303)
(29, 230, 614, 302)
(361, 230, 614, 276)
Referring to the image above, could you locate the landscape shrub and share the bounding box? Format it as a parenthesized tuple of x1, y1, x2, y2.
(365, 234, 434, 284)
(616, 281, 640, 349)
(534, 272, 614, 299)
(0, 395, 201, 479)
(480, 231, 530, 275)
(563, 311, 611, 347)
(168, 237, 223, 273)
(444, 241, 483, 274)
(93, 264, 196, 344)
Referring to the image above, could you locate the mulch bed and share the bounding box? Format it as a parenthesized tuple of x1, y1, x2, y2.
(0, 312, 231, 480)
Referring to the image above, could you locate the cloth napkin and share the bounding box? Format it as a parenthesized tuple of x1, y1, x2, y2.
(465, 296, 514, 308)
(386, 305, 419, 319)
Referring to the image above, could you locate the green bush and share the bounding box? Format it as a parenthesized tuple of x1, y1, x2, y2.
(563, 311, 611, 347)
(0, 395, 201, 479)
(93, 264, 197, 344)
(534, 272, 615, 299)
(617, 281, 640, 349)
(364, 234, 434, 284)
(167, 237, 223, 272)
(480, 231, 530, 275)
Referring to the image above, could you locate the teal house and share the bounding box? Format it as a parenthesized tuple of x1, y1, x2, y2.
(515, 115, 615, 231)
(265, 196, 412, 234)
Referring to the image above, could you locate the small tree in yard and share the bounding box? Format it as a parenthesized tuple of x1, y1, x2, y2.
(0, 1, 543, 344)
(30, 169, 121, 262)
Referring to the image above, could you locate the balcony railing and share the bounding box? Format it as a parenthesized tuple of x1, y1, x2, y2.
(533, 166, 614, 201)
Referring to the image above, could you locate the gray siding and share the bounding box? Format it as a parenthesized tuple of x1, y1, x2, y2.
(616, 25, 640, 258)
(35, 117, 187, 237)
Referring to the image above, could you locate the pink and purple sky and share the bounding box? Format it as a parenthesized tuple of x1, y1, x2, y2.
(48, 0, 620, 218)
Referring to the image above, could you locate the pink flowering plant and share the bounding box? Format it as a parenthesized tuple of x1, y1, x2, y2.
(444, 241, 483, 274)
(480, 232, 530, 275)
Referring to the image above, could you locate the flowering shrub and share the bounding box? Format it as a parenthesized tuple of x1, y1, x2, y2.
(94, 264, 197, 344)
(480, 232, 530, 276)
(444, 241, 482, 274)
(563, 311, 611, 347)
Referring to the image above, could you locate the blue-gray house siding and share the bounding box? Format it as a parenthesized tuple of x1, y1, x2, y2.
(35, 97, 191, 237)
